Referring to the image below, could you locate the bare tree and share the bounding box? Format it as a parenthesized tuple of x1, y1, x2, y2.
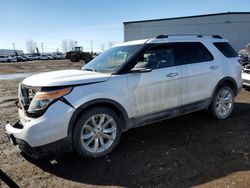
(26, 39, 37, 54)
(61, 39, 69, 53)
(68, 39, 77, 51)
(107, 41, 114, 49)
(100, 44, 105, 52)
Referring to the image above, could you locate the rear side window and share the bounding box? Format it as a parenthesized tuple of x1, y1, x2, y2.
(213, 42, 238, 58)
(174, 42, 214, 65)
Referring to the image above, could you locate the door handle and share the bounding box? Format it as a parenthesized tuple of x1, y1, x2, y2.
(210, 65, 218, 70)
(166, 73, 178, 78)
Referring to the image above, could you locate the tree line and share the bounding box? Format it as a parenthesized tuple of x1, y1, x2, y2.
(25, 39, 114, 54)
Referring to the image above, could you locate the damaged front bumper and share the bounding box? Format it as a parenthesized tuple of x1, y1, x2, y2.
(5, 100, 75, 159)
(6, 121, 72, 160)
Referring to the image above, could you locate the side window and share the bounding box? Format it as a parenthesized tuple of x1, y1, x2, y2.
(213, 42, 238, 58)
(174, 42, 214, 65)
(133, 45, 175, 70)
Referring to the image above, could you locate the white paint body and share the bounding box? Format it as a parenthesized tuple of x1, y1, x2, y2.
(6, 36, 243, 148)
(0, 56, 12, 62)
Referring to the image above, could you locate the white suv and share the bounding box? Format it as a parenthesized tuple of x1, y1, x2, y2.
(6, 34, 243, 159)
(0, 56, 12, 62)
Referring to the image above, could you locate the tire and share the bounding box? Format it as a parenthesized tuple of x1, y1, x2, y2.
(73, 107, 122, 158)
(70, 54, 79, 62)
(209, 85, 235, 119)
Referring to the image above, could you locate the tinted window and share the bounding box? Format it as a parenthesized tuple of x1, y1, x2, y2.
(213, 42, 238, 58)
(133, 45, 175, 70)
(174, 42, 214, 65)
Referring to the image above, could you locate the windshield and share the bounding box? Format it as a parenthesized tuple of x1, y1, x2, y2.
(82, 44, 142, 73)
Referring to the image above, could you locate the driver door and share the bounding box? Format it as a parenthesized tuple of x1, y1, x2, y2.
(127, 44, 182, 118)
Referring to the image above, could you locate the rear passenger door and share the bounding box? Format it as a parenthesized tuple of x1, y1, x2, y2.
(173, 42, 219, 105)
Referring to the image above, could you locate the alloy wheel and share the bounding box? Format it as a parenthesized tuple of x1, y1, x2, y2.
(80, 114, 117, 153)
(215, 88, 233, 117)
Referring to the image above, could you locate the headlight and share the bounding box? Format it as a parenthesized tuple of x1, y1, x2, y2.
(28, 87, 72, 112)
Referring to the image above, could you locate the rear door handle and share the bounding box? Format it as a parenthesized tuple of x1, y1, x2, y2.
(166, 73, 178, 78)
(210, 65, 218, 70)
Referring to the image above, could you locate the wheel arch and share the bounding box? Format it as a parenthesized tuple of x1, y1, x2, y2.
(210, 76, 238, 106)
(67, 98, 130, 145)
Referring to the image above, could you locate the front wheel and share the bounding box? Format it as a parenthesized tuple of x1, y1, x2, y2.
(209, 85, 235, 119)
(73, 107, 122, 158)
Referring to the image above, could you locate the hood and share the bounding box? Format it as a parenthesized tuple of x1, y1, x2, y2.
(22, 69, 111, 87)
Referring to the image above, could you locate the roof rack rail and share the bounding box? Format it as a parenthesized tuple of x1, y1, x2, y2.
(156, 35, 168, 39)
(156, 34, 204, 39)
(156, 34, 223, 39)
(212, 35, 223, 39)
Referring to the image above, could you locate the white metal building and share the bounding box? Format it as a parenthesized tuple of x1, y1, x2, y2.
(124, 12, 250, 50)
(0, 49, 23, 56)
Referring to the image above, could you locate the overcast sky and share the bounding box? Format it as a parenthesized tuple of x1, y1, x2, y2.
(1, 0, 250, 52)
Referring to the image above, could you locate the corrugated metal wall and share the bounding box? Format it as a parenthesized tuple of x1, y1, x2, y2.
(124, 13, 250, 50)
(0, 49, 23, 56)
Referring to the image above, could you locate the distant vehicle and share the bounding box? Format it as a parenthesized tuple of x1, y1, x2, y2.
(9, 56, 17, 62)
(32, 56, 40, 60)
(48, 55, 54, 60)
(66, 46, 93, 63)
(238, 54, 249, 66)
(242, 63, 250, 88)
(52, 55, 61, 60)
(15, 56, 27, 62)
(23, 55, 33, 61)
(39, 54, 49, 60)
(0, 56, 12, 62)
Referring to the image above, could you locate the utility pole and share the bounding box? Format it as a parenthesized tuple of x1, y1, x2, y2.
(12, 43, 17, 55)
(91, 40, 93, 54)
(41, 43, 44, 54)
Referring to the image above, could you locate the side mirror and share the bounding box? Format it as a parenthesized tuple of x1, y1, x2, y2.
(130, 67, 152, 73)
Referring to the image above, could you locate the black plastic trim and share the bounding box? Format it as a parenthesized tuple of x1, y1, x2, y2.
(212, 35, 223, 39)
(131, 99, 210, 128)
(15, 137, 72, 159)
(60, 97, 75, 109)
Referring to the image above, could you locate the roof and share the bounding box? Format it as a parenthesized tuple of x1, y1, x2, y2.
(113, 34, 226, 47)
(123, 12, 250, 25)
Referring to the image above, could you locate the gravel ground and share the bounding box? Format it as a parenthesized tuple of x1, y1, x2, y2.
(0, 60, 250, 188)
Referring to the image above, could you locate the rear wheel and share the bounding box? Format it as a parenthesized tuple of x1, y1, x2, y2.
(73, 107, 122, 158)
(209, 85, 235, 119)
(69, 54, 79, 62)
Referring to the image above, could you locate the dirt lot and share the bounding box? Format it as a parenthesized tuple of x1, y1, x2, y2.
(0, 60, 250, 188)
